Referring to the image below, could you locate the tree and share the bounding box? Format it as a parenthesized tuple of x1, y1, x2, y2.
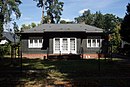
(75, 10, 93, 24)
(0, 0, 22, 22)
(31, 22, 36, 28)
(42, 16, 50, 23)
(0, 0, 22, 38)
(83, 10, 94, 25)
(37, 23, 41, 26)
(13, 22, 19, 33)
(75, 10, 122, 32)
(120, 3, 130, 43)
(0, 13, 3, 39)
(34, 0, 64, 24)
(60, 20, 75, 24)
(103, 14, 117, 32)
(60, 20, 67, 24)
(110, 24, 121, 53)
(75, 16, 84, 23)
(21, 22, 39, 31)
(93, 11, 104, 29)
(75, 9, 122, 53)
(21, 24, 31, 31)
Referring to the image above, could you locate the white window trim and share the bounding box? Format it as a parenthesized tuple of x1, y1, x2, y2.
(87, 38, 102, 48)
(53, 38, 60, 53)
(53, 38, 77, 54)
(28, 39, 43, 48)
(70, 38, 77, 53)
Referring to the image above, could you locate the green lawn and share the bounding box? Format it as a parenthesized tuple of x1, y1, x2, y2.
(0, 57, 130, 87)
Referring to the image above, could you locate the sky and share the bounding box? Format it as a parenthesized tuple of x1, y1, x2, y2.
(10, 0, 130, 29)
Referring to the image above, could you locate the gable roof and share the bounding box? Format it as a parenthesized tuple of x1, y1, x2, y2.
(2, 32, 19, 43)
(22, 24, 103, 33)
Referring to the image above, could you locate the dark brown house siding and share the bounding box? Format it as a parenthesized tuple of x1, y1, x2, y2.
(21, 32, 104, 59)
(19, 24, 105, 59)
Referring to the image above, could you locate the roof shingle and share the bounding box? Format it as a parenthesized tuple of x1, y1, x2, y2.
(22, 24, 103, 33)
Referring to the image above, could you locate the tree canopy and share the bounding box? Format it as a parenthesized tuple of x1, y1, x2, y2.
(120, 3, 130, 43)
(75, 10, 122, 31)
(34, 0, 64, 24)
(0, 0, 22, 22)
(0, 0, 22, 39)
(75, 9, 122, 53)
(20, 22, 39, 31)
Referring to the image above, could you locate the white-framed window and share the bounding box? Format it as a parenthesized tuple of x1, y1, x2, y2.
(62, 38, 68, 51)
(70, 38, 76, 51)
(53, 38, 77, 54)
(28, 38, 43, 48)
(87, 36, 102, 48)
(55, 38, 60, 51)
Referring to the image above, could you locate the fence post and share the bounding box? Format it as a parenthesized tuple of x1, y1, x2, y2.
(97, 51, 101, 72)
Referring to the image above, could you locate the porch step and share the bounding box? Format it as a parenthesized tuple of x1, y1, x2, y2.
(48, 54, 81, 60)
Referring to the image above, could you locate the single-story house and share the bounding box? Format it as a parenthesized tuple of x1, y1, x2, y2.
(1, 32, 20, 58)
(19, 24, 107, 59)
(2, 32, 20, 43)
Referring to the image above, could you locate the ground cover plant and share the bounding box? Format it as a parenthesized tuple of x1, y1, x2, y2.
(0, 57, 130, 87)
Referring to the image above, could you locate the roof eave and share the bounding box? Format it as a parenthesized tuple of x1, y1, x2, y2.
(86, 31, 103, 33)
(18, 31, 103, 34)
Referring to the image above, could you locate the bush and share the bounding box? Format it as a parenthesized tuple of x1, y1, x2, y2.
(0, 43, 11, 58)
(0, 46, 4, 58)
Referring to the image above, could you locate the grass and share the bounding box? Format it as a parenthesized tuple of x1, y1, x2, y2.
(0, 57, 130, 86)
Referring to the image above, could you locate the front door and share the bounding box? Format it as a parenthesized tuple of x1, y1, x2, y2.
(62, 38, 68, 54)
(53, 38, 77, 54)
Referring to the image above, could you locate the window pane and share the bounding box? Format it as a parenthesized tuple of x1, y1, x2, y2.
(87, 39, 91, 47)
(63, 39, 68, 51)
(70, 39, 75, 51)
(34, 39, 38, 46)
(29, 39, 33, 47)
(29, 38, 43, 48)
(55, 39, 60, 51)
(92, 39, 96, 47)
(39, 39, 43, 47)
(39, 39, 42, 43)
(97, 39, 100, 47)
(30, 39, 33, 43)
(34, 39, 37, 43)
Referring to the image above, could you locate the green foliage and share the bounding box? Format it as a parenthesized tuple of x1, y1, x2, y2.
(75, 10, 94, 25)
(83, 10, 94, 25)
(75, 9, 122, 53)
(120, 3, 130, 43)
(60, 20, 75, 24)
(21, 22, 39, 31)
(60, 20, 67, 24)
(13, 22, 19, 33)
(3, 43, 11, 55)
(110, 24, 121, 53)
(34, 0, 64, 23)
(1, 58, 130, 86)
(31, 22, 36, 28)
(0, 0, 22, 22)
(42, 16, 51, 23)
(0, 0, 22, 39)
(21, 24, 31, 31)
(0, 18, 3, 39)
(0, 43, 11, 58)
(75, 10, 122, 30)
(93, 11, 104, 28)
(0, 13, 4, 39)
(0, 46, 4, 58)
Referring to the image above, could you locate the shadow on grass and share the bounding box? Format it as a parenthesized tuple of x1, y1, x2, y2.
(0, 57, 130, 87)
